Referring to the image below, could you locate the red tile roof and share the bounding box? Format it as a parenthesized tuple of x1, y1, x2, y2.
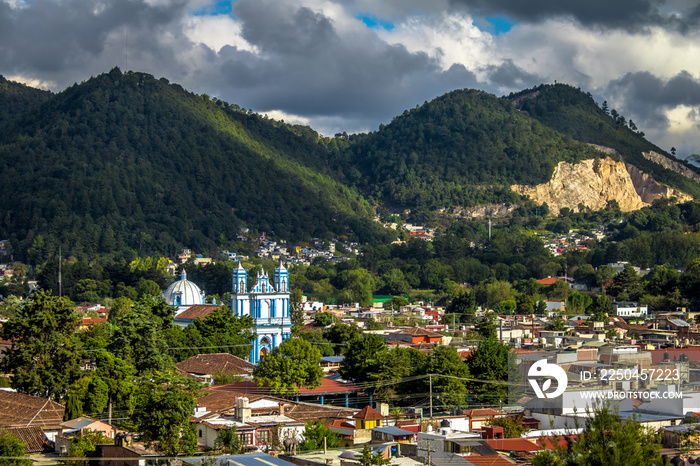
(465, 408, 502, 418)
(195, 388, 357, 421)
(79, 317, 107, 326)
(0, 427, 51, 453)
(327, 419, 355, 429)
(211, 377, 362, 395)
(393, 327, 443, 338)
(0, 391, 65, 430)
(176, 353, 255, 377)
(464, 455, 518, 466)
(536, 434, 579, 450)
(484, 438, 541, 452)
(537, 277, 564, 286)
(175, 305, 222, 321)
(353, 405, 385, 421)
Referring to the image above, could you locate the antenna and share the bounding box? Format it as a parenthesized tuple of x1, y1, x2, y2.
(125, 28, 128, 71)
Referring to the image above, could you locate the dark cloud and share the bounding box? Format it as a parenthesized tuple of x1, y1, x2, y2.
(449, 0, 694, 31)
(206, 0, 480, 129)
(484, 59, 542, 90)
(605, 70, 700, 129)
(0, 0, 191, 83)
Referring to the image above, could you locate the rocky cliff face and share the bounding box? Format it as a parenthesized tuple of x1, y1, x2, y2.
(511, 156, 691, 213)
(641, 150, 700, 184)
(624, 161, 691, 204)
(441, 204, 517, 219)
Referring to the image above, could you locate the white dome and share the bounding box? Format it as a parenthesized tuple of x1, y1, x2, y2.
(163, 270, 205, 307)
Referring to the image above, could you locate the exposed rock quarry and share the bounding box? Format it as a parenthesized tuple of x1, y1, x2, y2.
(624, 162, 691, 204)
(444, 204, 518, 219)
(588, 144, 692, 204)
(641, 150, 700, 184)
(511, 156, 690, 213)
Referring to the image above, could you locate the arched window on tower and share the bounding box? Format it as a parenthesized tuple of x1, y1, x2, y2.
(239, 279, 244, 292)
(281, 279, 287, 292)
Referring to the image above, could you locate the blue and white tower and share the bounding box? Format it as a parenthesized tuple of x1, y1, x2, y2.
(231, 261, 292, 364)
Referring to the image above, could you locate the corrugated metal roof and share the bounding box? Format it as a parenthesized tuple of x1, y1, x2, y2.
(447, 439, 498, 456)
(321, 356, 345, 363)
(183, 452, 298, 466)
(372, 426, 415, 436)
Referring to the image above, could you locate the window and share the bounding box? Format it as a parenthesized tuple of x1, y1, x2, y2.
(238, 432, 254, 445)
(257, 430, 271, 444)
(199, 429, 203, 438)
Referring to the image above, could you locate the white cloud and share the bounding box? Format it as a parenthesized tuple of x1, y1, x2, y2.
(4, 0, 700, 152)
(666, 105, 700, 134)
(184, 15, 259, 54)
(6, 75, 56, 90)
(264, 109, 311, 126)
(500, 21, 700, 90)
(381, 12, 496, 75)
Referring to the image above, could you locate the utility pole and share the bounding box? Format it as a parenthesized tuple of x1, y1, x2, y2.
(564, 263, 568, 305)
(58, 247, 62, 297)
(429, 374, 433, 419)
(418, 438, 437, 466)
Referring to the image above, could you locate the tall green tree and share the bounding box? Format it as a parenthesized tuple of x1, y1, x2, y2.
(66, 430, 111, 466)
(533, 401, 664, 465)
(447, 290, 477, 323)
(466, 337, 510, 404)
(339, 334, 388, 384)
(425, 346, 470, 408)
(0, 291, 81, 401)
(133, 372, 200, 456)
(290, 289, 305, 335)
(298, 421, 341, 451)
(252, 338, 324, 394)
(108, 298, 174, 373)
(213, 426, 242, 454)
(324, 323, 363, 355)
(608, 264, 642, 300)
(0, 432, 32, 466)
(191, 306, 254, 359)
(359, 444, 392, 466)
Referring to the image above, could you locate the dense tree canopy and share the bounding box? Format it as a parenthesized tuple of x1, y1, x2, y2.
(0, 290, 81, 401)
(252, 338, 324, 394)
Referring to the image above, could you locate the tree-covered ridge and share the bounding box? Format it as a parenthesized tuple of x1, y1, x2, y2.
(0, 75, 52, 127)
(509, 83, 700, 198)
(338, 89, 603, 210)
(0, 68, 383, 262)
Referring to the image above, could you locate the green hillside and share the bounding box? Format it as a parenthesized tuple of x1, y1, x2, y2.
(337, 89, 604, 210)
(0, 68, 383, 263)
(508, 83, 700, 198)
(0, 75, 52, 127)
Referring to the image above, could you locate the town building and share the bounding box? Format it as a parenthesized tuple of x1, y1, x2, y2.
(162, 270, 206, 312)
(231, 261, 292, 364)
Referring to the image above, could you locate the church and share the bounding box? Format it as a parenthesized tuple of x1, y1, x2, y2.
(231, 261, 292, 364)
(164, 262, 292, 364)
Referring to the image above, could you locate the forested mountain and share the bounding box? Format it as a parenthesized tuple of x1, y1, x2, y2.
(1, 71, 698, 264)
(509, 83, 700, 198)
(0, 69, 382, 263)
(0, 75, 52, 127)
(335, 89, 604, 210)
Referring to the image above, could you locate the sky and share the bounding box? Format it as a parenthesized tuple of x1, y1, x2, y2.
(2, 0, 700, 157)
